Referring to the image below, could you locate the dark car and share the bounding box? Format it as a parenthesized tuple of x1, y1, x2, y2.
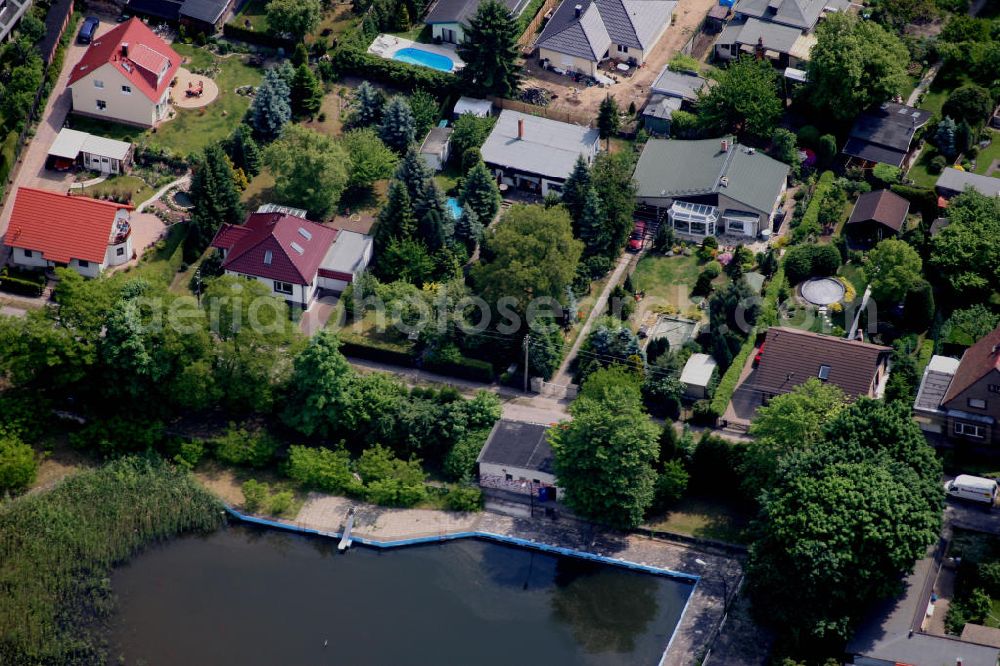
(78, 17, 99, 44)
(628, 220, 646, 252)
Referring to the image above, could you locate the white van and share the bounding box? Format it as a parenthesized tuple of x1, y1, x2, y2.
(945, 475, 999, 506)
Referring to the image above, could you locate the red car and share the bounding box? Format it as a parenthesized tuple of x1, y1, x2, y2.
(628, 221, 646, 252)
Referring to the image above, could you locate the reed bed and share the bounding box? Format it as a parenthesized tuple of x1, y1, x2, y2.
(0, 456, 224, 665)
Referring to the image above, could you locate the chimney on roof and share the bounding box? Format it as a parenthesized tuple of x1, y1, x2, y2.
(518, 118, 525, 140)
(121, 43, 129, 58)
(721, 139, 728, 152)
(574, 3, 582, 17)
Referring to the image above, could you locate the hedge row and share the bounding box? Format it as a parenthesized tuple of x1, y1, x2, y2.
(222, 23, 293, 50)
(794, 170, 835, 240)
(423, 356, 495, 383)
(0, 274, 45, 297)
(711, 327, 758, 419)
(890, 184, 938, 222)
(0, 130, 18, 186)
(330, 47, 457, 96)
(757, 264, 786, 329)
(339, 334, 416, 367)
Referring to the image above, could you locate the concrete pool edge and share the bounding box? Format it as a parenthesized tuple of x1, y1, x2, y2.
(225, 506, 701, 665)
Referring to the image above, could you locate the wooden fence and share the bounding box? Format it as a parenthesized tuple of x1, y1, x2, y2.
(517, 0, 558, 49)
(486, 96, 596, 127)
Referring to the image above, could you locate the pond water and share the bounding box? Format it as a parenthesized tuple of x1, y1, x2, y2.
(109, 524, 693, 666)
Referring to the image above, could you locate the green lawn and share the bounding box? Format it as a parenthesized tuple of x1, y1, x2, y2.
(631, 253, 703, 314)
(77, 175, 156, 207)
(645, 495, 749, 544)
(66, 45, 262, 158)
(907, 145, 941, 189)
(973, 129, 999, 175)
(230, 0, 269, 32)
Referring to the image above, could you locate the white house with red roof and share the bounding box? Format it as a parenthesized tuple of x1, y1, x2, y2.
(3, 188, 134, 277)
(210, 211, 373, 309)
(67, 18, 180, 128)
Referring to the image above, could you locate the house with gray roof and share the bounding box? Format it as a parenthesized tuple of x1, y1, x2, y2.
(935, 167, 1000, 200)
(633, 137, 789, 238)
(480, 109, 600, 197)
(642, 68, 710, 135)
(714, 0, 847, 67)
(424, 0, 532, 43)
(843, 102, 932, 168)
(477, 420, 562, 501)
(535, 0, 676, 77)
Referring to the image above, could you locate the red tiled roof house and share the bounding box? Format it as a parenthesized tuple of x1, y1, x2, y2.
(210, 211, 373, 309)
(2, 187, 134, 277)
(913, 326, 1000, 445)
(67, 18, 180, 128)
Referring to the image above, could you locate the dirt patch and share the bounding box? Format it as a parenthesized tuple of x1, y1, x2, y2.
(520, 0, 717, 118)
(29, 439, 97, 495)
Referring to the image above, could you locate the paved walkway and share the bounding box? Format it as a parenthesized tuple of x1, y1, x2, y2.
(907, 63, 941, 107)
(136, 175, 191, 213)
(280, 493, 745, 666)
(69, 174, 107, 190)
(299, 295, 339, 336)
(549, 251, 633, 388)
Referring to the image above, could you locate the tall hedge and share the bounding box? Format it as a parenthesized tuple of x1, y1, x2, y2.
(331, 47, 456, 96)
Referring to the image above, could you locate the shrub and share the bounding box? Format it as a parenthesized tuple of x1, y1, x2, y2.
(929, 155, 948, 174)
(0, 432, 37, 494)
(172, 440, 204, 471)
(443, 429, 490, 481)
(241, 479, 269, 513)
(266, 490, 295, 516)
(711, 330, 757, 417)
(797, 125, 820, 148)
(445, 484, 483, 511)
(649, 460, 689, 514)
(286, 445, 355, 493)
(212, 424, 280, 468)
(690, 399, 720, 425)
(423, 354, 494, 382)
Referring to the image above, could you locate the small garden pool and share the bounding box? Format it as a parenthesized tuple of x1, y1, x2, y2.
(446, 196, 462, 220)
(392, 47, 455, 72)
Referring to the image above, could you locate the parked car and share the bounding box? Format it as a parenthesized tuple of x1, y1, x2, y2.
(628, 220, 646, 252)
(78, 17, 99, 44)
(945, 475, 998, 507)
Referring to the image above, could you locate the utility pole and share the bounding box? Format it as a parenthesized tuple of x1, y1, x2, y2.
(522, 334, 530, 393)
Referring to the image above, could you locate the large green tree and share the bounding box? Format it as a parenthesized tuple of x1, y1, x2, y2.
(562, 155, 592, 223)
(597, 95, 621, 142)
(458, 159, 501, 224)
(264, 125, 348, 219)
(342, 128, 398, 192)
(590, 152, 637, 257)
(473, 204, 583, 323)
(282, 330, 355, 437)
(378, 96, 417, 153)
(188, 145, 244, 257)
(291, 63, 323, 117)
(226, 124, 262, 177)
(351, 81, 385, 128)
(930, 190, 1000, 301)
(696, 56, 782, 141)
(249, 67, 292, 142)
(863, 238, 923, 305)
(550, 386, 659, 528)
(456, 0, 522, 98)
(266, 0, 322, 41)
(806, 13, 909, 122)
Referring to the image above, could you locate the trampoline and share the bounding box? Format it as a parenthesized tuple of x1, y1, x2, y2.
(800, 277, 845, 306)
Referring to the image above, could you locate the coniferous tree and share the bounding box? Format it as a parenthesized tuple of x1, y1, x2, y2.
(597, 95, 621, 142)
(459, 160, 500, 224)
(562, 155, 591, 224)
(454, 202, 482, 251)
(291, 63, 323, 117)
(188, 145, 244, 257)
(397, 148, 446, 222)
(418, 209, 447, 252)
(227, 124, 262, 177)
(352, 81, 385, 128)
(378, 96, 417, 153)
(249, 67, 291, 142)
(456, 0, 522, 97)
(373, 179, 416, 251)
(934, 116, 958, 159)
(578, 186, 607, 256)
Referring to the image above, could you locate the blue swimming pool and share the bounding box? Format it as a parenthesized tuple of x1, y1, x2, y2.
(446, 197, 462, 220)
(392, 47, 454, 72)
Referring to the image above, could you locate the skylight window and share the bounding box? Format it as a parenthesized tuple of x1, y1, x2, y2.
(290, 242, 304, 255)
(263, 250, 273, 265)
(298, 227, 312, 241)
(818, 365, 831, 381)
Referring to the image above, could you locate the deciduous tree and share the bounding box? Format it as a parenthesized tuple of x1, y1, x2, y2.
(282, 331, 355, 437)
(265, 0, 321, 41)
(264, 125, 348, 218)
(697, 56, 782, 141)
(342, 128, 398, 191)
(863, 238, 923, 305)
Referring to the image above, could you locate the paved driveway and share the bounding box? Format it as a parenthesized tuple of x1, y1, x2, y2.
(0, 18, 119, 244)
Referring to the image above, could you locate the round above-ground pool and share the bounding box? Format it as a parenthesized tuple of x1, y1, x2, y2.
(800, 277, 846, 306)
(392, 47, 454, 72)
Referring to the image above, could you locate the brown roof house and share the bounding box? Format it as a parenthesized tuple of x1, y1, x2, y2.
(723, 327, 892, 429)
(913, 325, 1000, 446)
(845, 189, 909, 247)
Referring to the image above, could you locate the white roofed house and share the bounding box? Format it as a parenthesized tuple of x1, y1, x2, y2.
(534, 0, 676, 77)
(480, 110, 601, 197)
